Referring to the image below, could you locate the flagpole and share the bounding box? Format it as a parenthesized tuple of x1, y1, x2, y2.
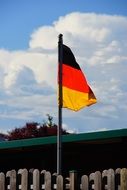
(57, 34, 63, 175)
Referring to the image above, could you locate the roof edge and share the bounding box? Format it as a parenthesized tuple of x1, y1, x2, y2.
(0, 128, 127, 150)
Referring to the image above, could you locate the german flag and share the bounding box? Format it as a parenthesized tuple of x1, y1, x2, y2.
(58, 44, 97, 111)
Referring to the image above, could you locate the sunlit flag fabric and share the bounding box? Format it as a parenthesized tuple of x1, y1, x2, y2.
(58, 44, 97, 111)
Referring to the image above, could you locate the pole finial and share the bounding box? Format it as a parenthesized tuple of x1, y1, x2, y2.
(58, 34, 63, 43)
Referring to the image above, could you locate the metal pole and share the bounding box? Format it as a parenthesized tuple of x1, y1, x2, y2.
(57, 34, 63, 175)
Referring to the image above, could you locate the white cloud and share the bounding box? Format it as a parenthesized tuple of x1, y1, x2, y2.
(62, 123, 77, 134)
(0, 12, 127, 132)
(0, 50, 57, 93)
(29, 26, 58, 49)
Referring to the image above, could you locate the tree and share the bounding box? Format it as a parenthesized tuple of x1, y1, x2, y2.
(7, 115, 69, 140)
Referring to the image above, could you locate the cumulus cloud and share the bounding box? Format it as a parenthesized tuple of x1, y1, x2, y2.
(29, 26, 58, 49)
(0, 12, 127, 132)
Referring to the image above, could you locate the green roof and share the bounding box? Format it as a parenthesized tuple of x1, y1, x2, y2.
(0, 128, 127, 150)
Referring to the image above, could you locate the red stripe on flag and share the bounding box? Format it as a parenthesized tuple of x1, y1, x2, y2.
(62, 64, 89, 93)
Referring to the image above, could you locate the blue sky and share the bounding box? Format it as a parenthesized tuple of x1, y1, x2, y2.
(0, 0, 127, 133)
(1, 0, 127, 50)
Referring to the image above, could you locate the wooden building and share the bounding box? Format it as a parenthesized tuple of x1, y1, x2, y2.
(0, 128, 127, 176)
